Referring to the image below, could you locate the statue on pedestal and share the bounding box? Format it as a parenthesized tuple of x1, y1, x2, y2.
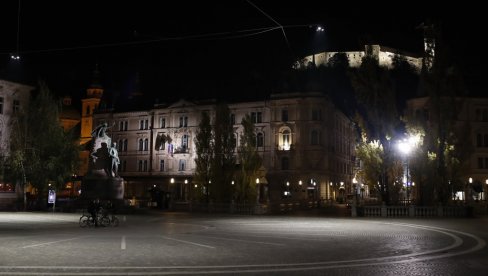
(81, 122, 124, 200)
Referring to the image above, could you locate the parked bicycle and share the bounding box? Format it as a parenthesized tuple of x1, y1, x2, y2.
(79, 208, 119, 228)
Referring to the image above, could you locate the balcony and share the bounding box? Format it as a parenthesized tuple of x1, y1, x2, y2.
(173, 146, 189, 154)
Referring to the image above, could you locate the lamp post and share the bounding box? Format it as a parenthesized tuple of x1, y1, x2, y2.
(398, 137, 417, 204)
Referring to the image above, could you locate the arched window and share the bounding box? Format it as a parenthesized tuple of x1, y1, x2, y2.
(282, 130, 290, 150)
(257, 133, 264, 148)
(123, 139, 128, 151)
(144, 138, 149, 151)
(138, 139, 144, 151)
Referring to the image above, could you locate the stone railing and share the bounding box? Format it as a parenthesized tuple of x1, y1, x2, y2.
(355, 204, 469, 218)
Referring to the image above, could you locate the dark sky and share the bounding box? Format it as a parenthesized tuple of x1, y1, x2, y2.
(0, 1, 485, 106)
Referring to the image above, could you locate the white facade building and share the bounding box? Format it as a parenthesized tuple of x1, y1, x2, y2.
(94, 92, 356, 206)
(296, 44, 423, 71)
(0, 79, 34, 205)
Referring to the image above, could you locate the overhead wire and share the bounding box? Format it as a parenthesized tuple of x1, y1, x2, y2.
(1, 24, 311, 56)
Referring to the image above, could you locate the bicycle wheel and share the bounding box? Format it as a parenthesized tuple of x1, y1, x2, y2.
(79, 215, 89, 228)
(100, 216, 111, 227)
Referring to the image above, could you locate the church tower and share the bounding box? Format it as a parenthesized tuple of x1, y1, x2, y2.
(79, 65, 103, 176)
(80, 65, 103, 145)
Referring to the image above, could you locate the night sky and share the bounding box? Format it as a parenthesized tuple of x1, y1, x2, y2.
(0, 1, 485, 108)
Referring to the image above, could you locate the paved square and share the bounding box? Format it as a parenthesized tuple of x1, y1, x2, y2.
(0, 212, 486, 275)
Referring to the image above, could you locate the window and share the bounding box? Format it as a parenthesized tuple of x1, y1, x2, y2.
(118, 121, 128, 131)
(478, 157, 488, 169)
(139, 119, 149, 130)
(144, 138, 149, 151)
(138, 160, 143, 172)
(251, 112, 262, 123)
(477, 134, 482, 147)
(159, 117, 166, 128)
(179, 160, 186, 171)
(143, 160, 148, 172)
(483, 109, 488, 122)
(311, 130, 320, 145)
(0, 97, 3, 114)
(230, 114, 235, 125)
(160, 160, 165, 171)
(485, 134, 488, 147)
(86, 106, 90, 116)
(283, 130, 290, 150)
(179, 116, 188, 127)
(123, 139, 128, 151)
(282, 109, 288, 122)
(312, 109, 321, 120)
(13, 100, 20, 113)
(182, 134, 188, 150)
(282, 157, 289, 170)
(122, 160, 127, 172)
(257, 133, 264, 147)
(138, 139, 144, 151)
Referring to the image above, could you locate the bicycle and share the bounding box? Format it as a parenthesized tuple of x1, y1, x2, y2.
(79, 210, 110, 227)
(99, 207, 119, 227)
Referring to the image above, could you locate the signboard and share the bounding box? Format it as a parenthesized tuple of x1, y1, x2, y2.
(48, 190, 56, 204)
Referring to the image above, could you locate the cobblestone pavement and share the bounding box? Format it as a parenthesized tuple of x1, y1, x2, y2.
(0, 212, 486, 275)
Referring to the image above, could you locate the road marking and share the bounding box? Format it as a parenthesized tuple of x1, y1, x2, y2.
(161, 236, 215, 249)
(121, 236, 126, 250)
(22, 237, 85, 249)
(196, 235, 285, 246)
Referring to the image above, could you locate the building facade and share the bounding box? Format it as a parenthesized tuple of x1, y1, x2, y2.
(296, 44, 423, 71)
(0, 79, 34, 207)
(93, 92, 356, 206)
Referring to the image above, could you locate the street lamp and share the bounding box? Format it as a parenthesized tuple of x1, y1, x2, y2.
(397, 137, 418, 203)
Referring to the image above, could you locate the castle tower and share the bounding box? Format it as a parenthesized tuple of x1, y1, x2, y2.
(421, 22, 435, 71)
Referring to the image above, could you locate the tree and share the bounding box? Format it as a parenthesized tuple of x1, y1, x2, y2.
(194, 111, 213, 203)
(405, 28, 470, 205)
(235, 115, 262, 204)
(349, 57, 400, 204)
(7, 81, 80, 208)
(210, 103, 236, 202)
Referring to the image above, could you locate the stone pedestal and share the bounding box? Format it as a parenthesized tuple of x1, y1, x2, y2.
(81, 174, 124, 200)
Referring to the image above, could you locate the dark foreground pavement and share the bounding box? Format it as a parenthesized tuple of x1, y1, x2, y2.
(0, 211, 487, 275)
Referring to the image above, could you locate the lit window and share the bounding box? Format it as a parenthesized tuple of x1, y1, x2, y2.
(282, 130, 291, 150)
